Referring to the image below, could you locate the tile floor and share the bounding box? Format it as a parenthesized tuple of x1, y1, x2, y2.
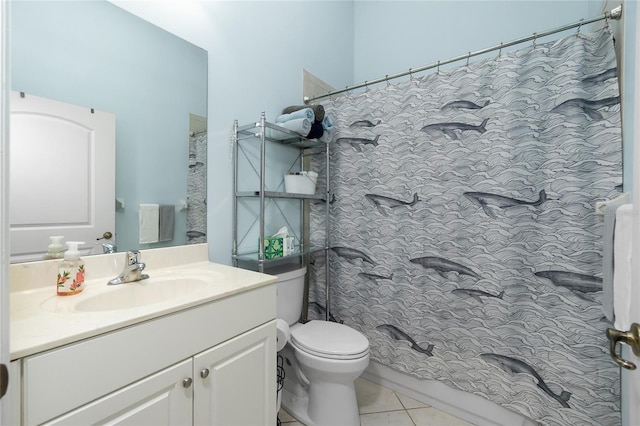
(278, 377, 474, 426)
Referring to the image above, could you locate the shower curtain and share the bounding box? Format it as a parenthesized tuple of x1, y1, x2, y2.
(187, 133, 207, 243)
(309, 29, 621, 426)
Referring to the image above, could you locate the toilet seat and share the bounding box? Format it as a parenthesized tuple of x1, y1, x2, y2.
(291, 320, 369, 360)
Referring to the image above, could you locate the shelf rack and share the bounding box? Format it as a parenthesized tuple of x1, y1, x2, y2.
(232, 112, 331, 320)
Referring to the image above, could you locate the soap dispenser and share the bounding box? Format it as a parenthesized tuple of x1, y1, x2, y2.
(43, 235, 65, 260)
(57, 241, 86, 296)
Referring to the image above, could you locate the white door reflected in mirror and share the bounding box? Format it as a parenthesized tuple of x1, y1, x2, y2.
(9, 91, 115, 262)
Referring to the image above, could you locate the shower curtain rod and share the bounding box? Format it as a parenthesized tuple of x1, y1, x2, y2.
(304, 5, 622, 103)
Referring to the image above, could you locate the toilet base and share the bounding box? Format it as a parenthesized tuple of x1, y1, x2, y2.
(281, 387, 313, 425)
(281, 376, 361, 426)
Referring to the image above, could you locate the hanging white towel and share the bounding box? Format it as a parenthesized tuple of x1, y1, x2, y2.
(139, 204, 160, 244)
(602, 199, 628, 321)
(613, 204, 633, 331)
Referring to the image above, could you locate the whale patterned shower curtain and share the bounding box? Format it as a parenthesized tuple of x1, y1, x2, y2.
(187, 132, 207, 243)
(308, 30, 621, 426)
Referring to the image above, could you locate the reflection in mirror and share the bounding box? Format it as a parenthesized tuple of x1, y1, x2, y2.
(10, 0, 207, 262)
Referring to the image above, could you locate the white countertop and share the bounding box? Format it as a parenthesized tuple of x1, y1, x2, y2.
(10, 245, 277, 359)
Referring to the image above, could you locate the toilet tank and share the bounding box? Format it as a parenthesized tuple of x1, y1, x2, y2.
(272, 266, 307, 325)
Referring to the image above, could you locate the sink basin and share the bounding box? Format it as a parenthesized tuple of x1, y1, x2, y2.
(39, 274, 215, 313)
(75, 276, 212, 312)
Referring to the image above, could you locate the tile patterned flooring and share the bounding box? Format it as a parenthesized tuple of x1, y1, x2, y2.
(279, 377, 474, 426)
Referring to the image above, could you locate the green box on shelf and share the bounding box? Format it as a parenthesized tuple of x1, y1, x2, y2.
(262, 236, 295, 259)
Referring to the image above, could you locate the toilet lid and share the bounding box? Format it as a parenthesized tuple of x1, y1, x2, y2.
(291, 320, 370, 360)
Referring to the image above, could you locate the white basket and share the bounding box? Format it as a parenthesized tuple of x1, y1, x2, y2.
(284, 171, 317, 195)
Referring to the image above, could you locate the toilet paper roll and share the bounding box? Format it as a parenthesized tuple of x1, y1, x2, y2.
(276, 319, 290, 351)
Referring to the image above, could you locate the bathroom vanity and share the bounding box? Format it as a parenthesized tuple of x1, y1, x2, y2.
(8, 244, 277, 425)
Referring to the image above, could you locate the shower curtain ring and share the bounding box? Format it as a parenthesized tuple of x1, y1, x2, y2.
(532, 32, 537, 49)
(437, 60, 441, 74)
(576, 19, 584, 37)
(409, 68, 414, 81)
(385, 75, 390, 87)
(364, 81, 369, 92)
(466, 52, 471, 67)
(498, 42, 503, 57)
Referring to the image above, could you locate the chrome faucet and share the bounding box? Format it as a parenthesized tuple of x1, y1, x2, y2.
(107, 251, 149, 285)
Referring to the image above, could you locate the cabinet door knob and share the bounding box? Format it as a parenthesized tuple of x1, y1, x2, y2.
(182, 377, 193, 388)
(200, 368, 210, 379)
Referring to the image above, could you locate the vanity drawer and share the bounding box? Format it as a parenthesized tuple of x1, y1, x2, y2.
(22, 283, 276, 425)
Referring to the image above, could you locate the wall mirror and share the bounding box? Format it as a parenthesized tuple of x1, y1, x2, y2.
(10, 0, 208, 262)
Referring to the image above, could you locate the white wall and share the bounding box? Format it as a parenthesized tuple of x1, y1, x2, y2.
(112, 0, 633, 266)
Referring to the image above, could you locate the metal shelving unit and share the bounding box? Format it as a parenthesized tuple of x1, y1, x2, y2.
(232, 112, 331, 318)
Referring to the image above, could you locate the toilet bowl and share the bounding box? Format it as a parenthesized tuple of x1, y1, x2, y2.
(274, 266, 370, 426)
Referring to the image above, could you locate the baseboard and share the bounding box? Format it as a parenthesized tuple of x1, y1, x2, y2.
(362, 361, 538, 426)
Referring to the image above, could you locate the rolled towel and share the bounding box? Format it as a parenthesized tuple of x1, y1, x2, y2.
(268, 118, 312, 140)
(276, 108, 314, 123)
(283, 104, 325, 122)
(306, 121, 324, 139)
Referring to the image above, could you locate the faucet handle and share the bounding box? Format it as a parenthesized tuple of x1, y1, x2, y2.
(102, 243, 117, 254)
(126, 250, 141, 265)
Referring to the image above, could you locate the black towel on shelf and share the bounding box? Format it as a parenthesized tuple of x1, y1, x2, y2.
(282, 104, 325, 122)
(306, 121, 325, 139)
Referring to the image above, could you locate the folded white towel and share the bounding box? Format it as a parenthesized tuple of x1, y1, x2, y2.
(276, 108, 314, 123)
(613, 204, 633, 331)
(139, 204, 160, 244)
(268, 118, 312, 140)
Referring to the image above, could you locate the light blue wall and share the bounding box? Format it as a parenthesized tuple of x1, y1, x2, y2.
(353, 1, 595, 84)
(11, 0, 207, 254)
(202, 2, 355, 264)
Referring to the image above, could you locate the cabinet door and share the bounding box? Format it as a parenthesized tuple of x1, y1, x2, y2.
(193, 321, 276, 426)
(44, 359, 192, 426)
(5, 361, 21, 426)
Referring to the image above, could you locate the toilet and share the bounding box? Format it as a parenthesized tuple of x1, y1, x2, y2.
(275, 266, 370, 426)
